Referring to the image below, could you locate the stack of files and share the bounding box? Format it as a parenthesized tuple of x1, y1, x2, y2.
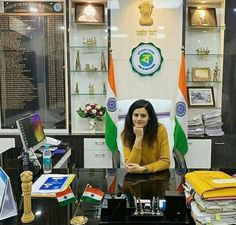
(188, 114, 204, 137)
(202, 109, 224, 136)
(184, 171, 236, 225)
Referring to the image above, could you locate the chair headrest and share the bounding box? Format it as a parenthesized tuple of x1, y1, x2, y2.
(117, 99, 172, 118)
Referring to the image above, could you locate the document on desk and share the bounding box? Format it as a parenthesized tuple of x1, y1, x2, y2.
(32, 174, 75, 197)
(0, 167, 17, 220)
(185, 171, 236, 199)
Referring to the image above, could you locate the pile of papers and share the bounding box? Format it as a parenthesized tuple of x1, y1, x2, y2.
(202, 109, 224, 136)
(188, 109, 224, 137)
(188, 114, 204, 137)
(184, 171, 236, 225)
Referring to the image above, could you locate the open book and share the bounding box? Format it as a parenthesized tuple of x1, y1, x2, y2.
(31, 174, 75, 197)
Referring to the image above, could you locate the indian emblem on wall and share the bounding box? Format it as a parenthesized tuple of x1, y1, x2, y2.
(138, 1, 154, 26)
(129, 42, 163, 77)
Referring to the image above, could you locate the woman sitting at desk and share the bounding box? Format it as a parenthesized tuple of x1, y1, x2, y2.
(121, 99, 170, 174)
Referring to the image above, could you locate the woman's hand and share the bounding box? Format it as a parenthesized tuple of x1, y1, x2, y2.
(133, 127, 143, 148)
(125, 163, 146, 174)
(133, 127, 144, 139)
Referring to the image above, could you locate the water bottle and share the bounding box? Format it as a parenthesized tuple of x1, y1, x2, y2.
(43, 145, 52, 173)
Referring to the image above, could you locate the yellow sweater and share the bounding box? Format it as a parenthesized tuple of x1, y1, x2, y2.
(123, 124, 170, 173)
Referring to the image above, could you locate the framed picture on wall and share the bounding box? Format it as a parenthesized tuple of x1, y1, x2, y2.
(75, 3, 105, 24)
(187, 86, 215, 107)
(188, 7, 217, 27)
(192, 67, 211, 81)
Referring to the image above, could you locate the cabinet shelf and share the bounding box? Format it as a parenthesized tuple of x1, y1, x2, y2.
(70, 70, 107, 73)
(71, 93, 105, 96)
(185, 53, 223, 57)
(70, 45, 107, 49)
(187, 80, 222, 84)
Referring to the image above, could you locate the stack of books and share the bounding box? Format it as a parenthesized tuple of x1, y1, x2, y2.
(188, 114, 204, 137)
(202, 109, 224, 136)
(184, 171, 236, 225)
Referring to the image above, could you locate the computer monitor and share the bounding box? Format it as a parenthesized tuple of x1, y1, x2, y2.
(16, 113, 46, 152)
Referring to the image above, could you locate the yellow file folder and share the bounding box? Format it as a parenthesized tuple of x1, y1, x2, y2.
(185, 171, 236, 199)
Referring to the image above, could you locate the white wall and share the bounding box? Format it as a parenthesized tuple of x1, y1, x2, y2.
(111, 0, 183, 111)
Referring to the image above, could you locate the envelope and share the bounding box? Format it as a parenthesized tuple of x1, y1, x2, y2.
(185, 171, 236, 199)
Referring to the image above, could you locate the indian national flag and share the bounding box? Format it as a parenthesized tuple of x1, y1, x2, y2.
(174, 53, 188, 155)
(105, 52, 118, 152)
(56, 187, 77, 207)
(80, 185, 105, 204)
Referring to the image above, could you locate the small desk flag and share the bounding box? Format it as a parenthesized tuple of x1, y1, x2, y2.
(80, 184, 105, 204)
(56, 187, 77, 207)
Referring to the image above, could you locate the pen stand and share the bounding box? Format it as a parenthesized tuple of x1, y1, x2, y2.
(130, 196, 164, 221)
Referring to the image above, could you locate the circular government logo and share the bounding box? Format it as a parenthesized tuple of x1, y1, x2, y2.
(129, 42, 163, 76)
(176, 101, 187, 117)
(107, 97, 117, 112)
(53, 3, 62, 12)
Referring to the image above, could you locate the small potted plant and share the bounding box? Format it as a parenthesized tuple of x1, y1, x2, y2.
(76, 103, 106, 132)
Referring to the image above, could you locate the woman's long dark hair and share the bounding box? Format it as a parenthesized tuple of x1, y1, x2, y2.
(122, 99, 158, 148)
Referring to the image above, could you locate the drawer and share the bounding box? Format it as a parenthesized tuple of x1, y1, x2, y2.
(84, 138, 107, 151)
(84, 150, 112, 168)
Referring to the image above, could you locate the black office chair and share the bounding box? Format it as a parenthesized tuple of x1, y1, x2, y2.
(173, 148, 187, 174)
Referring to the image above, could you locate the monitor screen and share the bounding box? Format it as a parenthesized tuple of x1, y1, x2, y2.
(16, 113, 46, 152)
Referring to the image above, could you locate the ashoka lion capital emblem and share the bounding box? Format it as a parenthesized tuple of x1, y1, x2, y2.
(138, 1, 154, 26)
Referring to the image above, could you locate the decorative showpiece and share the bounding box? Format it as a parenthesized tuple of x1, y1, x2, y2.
(186, 69, 190, 81)
(192, 67, 211, 81)
(138, 1, 154, 26)
(70, 216, 88, 225)
(129, 42, 163, 76)
(196, 47, 210, 55)
(213, 63, 220, 81)
(102, 82, 106, 95)
(88, 83, 94, 94)
(187, 86, 215, 108)
(84, 64, 98, 72)
(82, 37, 96, 46)
(20, 171, 35, 223)
(188, 7, 217, 27)
(75, 3, 105, 24)
(76, 103, 106, 133)
(100, 51, 107, 71)
(75, 50, 81, 71)
(75, 82, 79, 93)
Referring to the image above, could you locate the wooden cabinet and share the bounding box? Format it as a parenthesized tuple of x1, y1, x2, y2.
(211, 136, 236, 168)
(185, 139, 212, 168)
(84, 138, 112, 168)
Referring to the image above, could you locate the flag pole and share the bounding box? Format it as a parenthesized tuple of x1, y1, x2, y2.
(71, 184, 91, 224)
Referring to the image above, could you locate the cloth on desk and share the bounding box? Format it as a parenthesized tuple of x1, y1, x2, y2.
(185, 171, 236, 199)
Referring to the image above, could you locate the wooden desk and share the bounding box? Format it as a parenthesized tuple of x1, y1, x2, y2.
(0, 168, 195, 225)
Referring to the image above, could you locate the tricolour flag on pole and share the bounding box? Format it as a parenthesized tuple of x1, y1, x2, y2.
(174, 52, 188, 155)
(105, 52, 118, 152)
(80, 185, 105, 204)
(56, 187, 77, 207)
